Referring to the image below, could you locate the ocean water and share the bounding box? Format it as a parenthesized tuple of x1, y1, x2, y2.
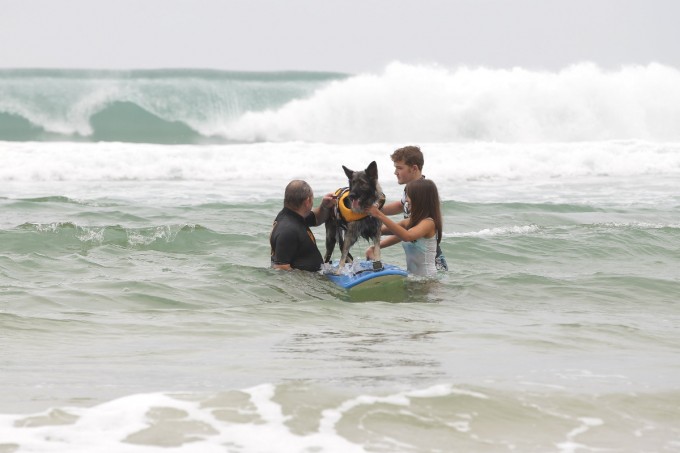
(1, 64, 680, 452)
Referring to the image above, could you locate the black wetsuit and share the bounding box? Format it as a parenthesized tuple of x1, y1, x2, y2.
(270, 207, 323, 271)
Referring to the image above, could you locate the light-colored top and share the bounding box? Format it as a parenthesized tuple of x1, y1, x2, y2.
(400, 175, 425, 218)
(402, 233, 437, 277)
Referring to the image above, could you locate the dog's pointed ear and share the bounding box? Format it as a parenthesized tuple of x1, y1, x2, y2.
(366, 161, 378, 180)
(342, 165, 354, 180)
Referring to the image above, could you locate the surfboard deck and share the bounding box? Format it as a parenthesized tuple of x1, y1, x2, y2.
(324, 260, 407, 289)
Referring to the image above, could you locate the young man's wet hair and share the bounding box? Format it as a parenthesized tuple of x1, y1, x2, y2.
(390, 146, 424, 171)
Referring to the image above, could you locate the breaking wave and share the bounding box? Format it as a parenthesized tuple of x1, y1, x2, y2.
(2, 63, 680, 143)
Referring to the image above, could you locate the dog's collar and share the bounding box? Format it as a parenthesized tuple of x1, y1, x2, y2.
(335, 187, 385, 222)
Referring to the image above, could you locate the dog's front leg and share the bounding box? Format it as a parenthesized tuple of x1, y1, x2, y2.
(324, 220, 337, 263)
(336, 225, 357, 273)
(337, 239, 352, 273)
(371, 231, 383, 271)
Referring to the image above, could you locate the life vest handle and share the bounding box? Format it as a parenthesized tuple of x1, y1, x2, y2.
(333, 187, 385, 223)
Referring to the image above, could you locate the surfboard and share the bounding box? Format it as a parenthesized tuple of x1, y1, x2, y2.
(324, 260, 408, 289)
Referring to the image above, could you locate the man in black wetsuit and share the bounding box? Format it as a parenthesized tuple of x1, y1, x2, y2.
(270, 180, 335, 271)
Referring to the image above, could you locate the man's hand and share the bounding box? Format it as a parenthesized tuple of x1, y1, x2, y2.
(321, 193, 336, 209)
(313, 192, 337, 226)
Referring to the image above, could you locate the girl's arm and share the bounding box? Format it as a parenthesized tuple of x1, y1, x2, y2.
(366, 205, 435, 242)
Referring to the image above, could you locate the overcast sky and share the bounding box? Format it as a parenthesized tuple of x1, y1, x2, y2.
(1, 0, 678, 73)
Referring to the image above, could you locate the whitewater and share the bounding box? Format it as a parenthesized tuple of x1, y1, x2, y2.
(2, 62, 680, 143)
(2, 62, 680, 452)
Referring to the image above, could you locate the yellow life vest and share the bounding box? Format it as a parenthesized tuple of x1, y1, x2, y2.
(335, 188, 386, 222)
(335, 188, 369, 222)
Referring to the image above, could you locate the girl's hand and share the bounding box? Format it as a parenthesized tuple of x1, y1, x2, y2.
(365, 204, 382, 217)
(365, 246, 375, 260)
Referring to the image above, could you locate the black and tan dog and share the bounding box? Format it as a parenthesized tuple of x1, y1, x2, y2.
(324, 161, 385, 272)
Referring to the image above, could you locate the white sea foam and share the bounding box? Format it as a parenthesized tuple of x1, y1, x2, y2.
(449, 225, 541, 237)
(557, 417, 605, 453)
(596, 221, 680, 230)
(3, 140, 680, 183)
(9, 383, 648, 453)
(3, 63, 680, 144)
(5, 385, 479, 453)
(0, 383, 493, 453)
(222, 62, 680, 143)
(3, 140, 679, 206)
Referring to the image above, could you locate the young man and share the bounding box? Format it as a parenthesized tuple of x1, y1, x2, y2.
(270, 180, 334, 271)
(382, 146, 448, 271)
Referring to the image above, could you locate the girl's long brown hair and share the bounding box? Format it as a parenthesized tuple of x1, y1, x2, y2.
(405, 179, 442, 245)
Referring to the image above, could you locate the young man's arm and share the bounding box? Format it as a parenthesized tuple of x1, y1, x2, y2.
(380, 199, 405, 235)
(381, 200, 403, 216)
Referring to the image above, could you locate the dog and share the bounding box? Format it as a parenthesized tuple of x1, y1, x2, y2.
(324, 161, 385, 272)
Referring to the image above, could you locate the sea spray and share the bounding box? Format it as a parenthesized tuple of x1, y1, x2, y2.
(2, 63, 680, 143)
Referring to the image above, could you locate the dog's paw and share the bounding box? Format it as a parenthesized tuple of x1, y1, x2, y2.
(372, 260, 384, 271)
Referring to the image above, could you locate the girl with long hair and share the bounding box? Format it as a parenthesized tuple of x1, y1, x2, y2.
(365, 178, 443, 276)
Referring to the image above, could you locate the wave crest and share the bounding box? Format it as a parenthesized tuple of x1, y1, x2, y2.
(223, 62, 680, 143)
(2, 63, 680, 143)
